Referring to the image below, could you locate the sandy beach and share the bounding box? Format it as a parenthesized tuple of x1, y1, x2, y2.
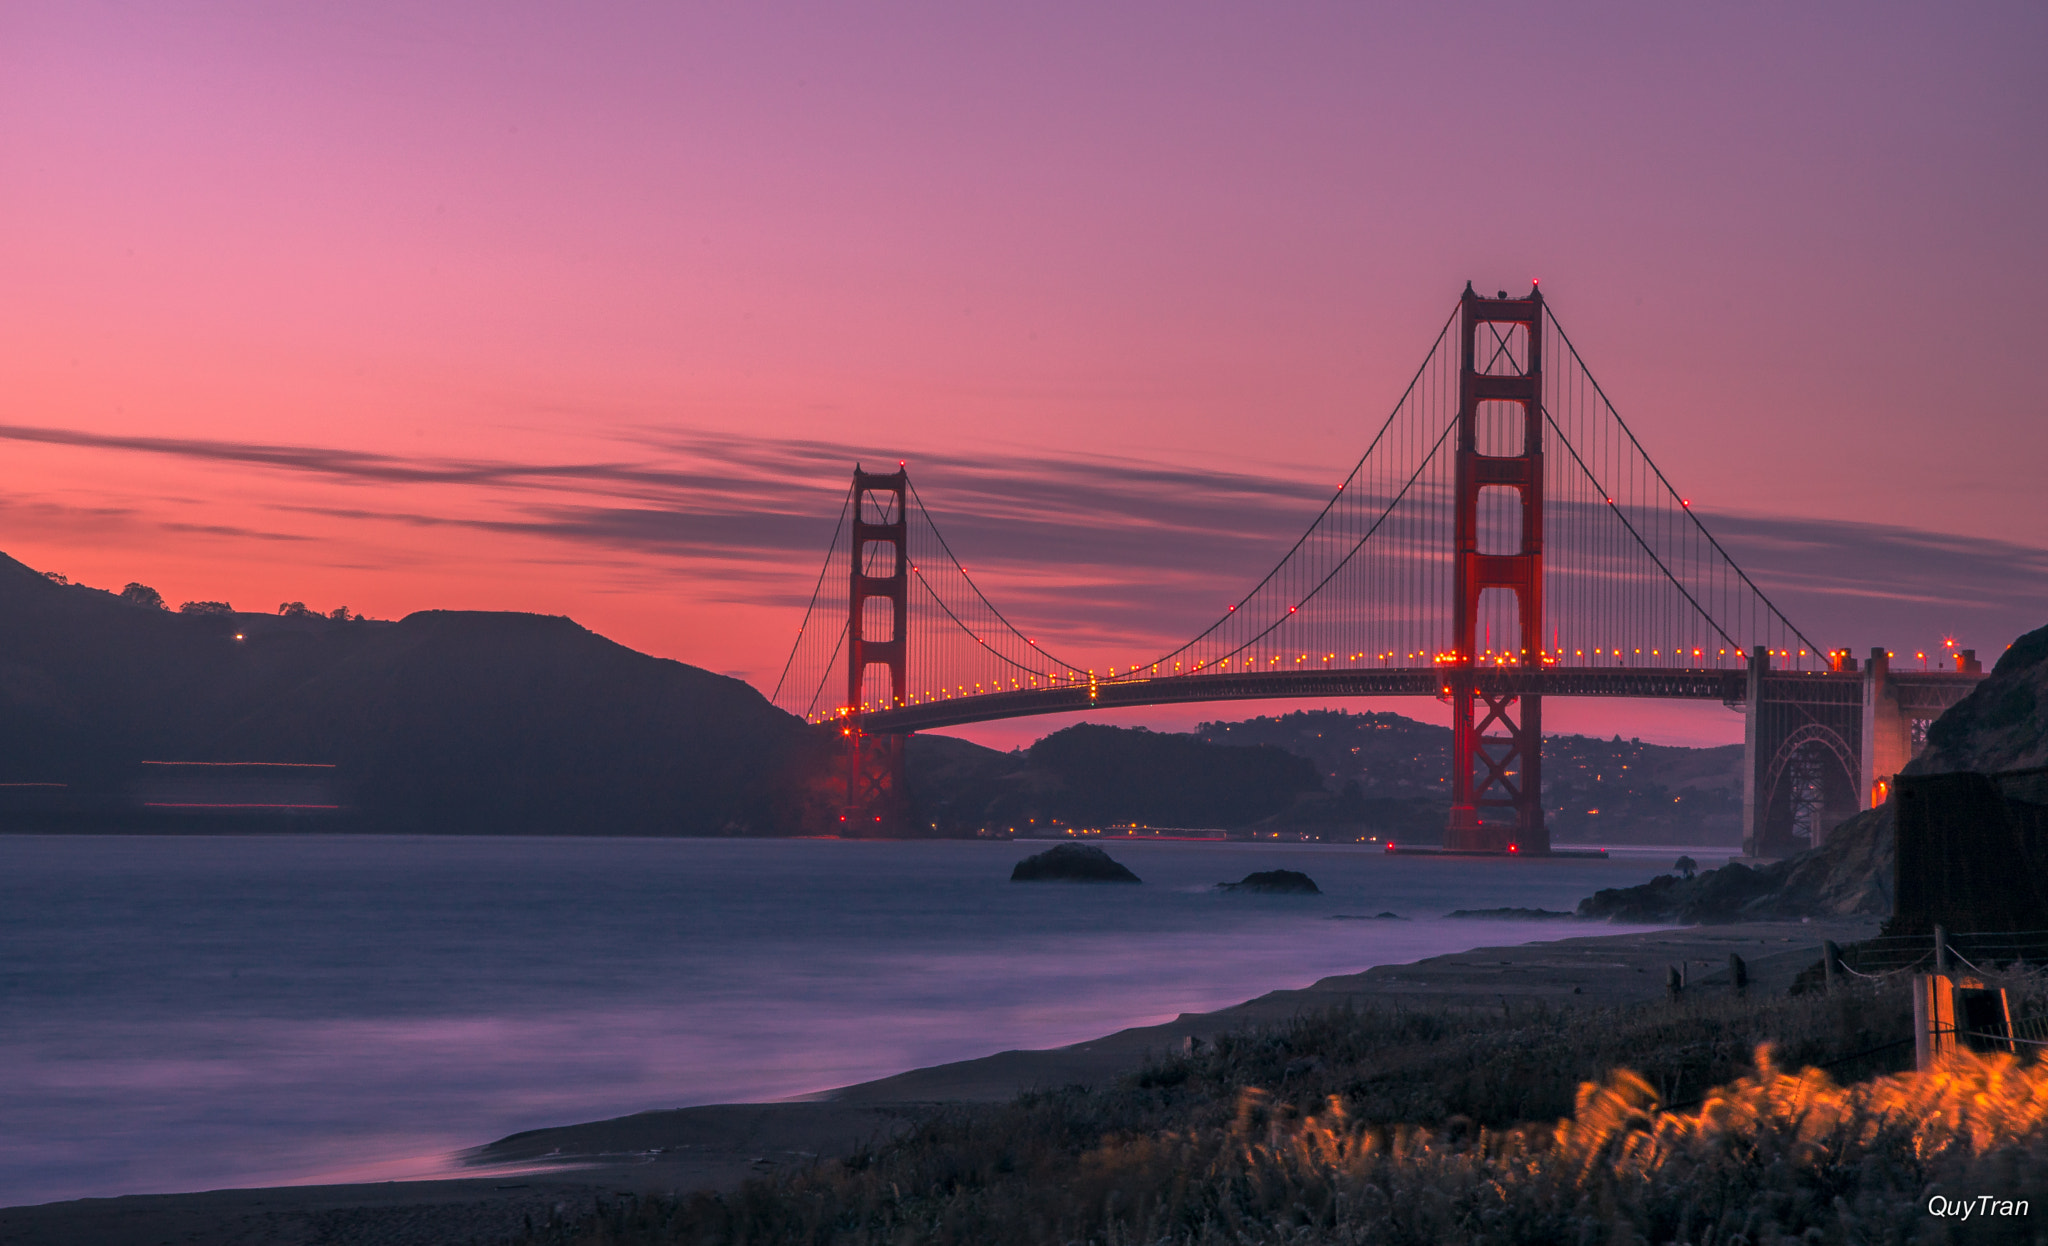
(0, 917, 1877, 1246)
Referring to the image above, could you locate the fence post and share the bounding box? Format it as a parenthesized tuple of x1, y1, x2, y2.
(1729, 953, 1748, 994)
(1935, 924, 1950, 975)
(1666, 965, 1682, 998)
(1914, 974, 1937, 1069)
(1822, 940, 1839, 993)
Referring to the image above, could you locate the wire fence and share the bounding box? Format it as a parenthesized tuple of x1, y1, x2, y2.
(1949, 929, 2048, 971)
(1644, 929, 2048, 1101)
(1834, 935, 1938, 978)
(1822, 927, 2048, 1061)
(1831, 928, 2048, 979)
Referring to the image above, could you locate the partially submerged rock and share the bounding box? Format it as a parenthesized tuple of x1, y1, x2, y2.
(1010, 842, 1141, 883)
(1446, 907, 1577, 920)
(1327, 911, 1406, 921)
(1217, 869, 1320, 894)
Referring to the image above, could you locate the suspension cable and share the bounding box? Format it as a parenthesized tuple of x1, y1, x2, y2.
(904, 476, 1093, 678)
(1131, 299, 1462, 672)
(770, 480, 853, 707)
(1540, 404, 1742, 654)
(801, 621, 849, 721)
(905, 566, 1088, 684)
(1545, 306, 1825, 660)
(1136, 408, 1460, 679)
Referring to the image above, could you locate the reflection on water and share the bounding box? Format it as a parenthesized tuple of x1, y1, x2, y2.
(0, 835, 1687, 1206)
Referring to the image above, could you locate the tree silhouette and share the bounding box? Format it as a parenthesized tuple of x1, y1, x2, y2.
(121, 583, 166, 610)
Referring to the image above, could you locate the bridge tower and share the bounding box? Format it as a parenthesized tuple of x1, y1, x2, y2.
(843, 466, 911, 834)
(1446, 283, 1548, 852)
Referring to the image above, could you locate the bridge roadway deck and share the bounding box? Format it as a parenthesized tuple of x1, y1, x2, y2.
(858, 666, 1981, 733)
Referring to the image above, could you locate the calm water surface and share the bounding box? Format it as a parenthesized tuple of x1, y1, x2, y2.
(0, 834, 1691, 1207)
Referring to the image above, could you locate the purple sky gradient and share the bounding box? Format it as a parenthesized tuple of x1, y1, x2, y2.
(3, 2, 2043, 748)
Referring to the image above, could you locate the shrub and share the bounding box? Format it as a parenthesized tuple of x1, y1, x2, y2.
(121, 582, 167, 609)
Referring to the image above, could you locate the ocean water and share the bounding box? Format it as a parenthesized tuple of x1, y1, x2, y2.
(0, 834, 1692, 1208)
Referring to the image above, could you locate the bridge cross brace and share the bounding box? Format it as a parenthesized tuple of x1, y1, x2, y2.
(1471, 689, 1527, 801)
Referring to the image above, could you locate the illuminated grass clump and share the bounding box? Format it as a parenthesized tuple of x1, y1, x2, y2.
(530, 989, 2048, 1244)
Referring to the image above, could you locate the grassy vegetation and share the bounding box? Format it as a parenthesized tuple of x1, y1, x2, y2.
(505, 977, 2048, 1244)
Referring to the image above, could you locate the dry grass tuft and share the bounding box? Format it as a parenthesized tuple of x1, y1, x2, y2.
(524, 984, 2048, 1245)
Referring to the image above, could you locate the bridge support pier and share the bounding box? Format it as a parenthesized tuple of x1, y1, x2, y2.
(1445, 283, 1548, 853)
(1741, 645, 1764, 857)
(842, 466, 912, 835)
(1861, 647, 1911, 813)
(840, 727, 908, 835)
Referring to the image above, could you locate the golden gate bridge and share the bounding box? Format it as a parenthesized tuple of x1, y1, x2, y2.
(773, 284, 1984, 857)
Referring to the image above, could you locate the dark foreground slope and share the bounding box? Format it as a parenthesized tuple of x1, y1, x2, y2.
(0, 556, 809, 834)
(1580, 621, 2048, 923)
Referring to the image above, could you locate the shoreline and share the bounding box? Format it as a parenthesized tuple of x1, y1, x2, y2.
(0, 917, 1877, 1246)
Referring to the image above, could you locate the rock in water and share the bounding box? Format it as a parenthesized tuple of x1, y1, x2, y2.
(1010, 843, 1141, 883)
(1217, 869, 1320, 894)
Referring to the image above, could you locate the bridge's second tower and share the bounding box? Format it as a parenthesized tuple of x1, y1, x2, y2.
(1446, 284, 1548, 852)
(843, 467, 910, 833)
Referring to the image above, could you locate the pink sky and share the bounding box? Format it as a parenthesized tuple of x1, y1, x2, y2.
(3, 2, 2043, 750)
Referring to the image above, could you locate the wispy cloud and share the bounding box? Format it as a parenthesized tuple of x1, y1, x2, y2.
(0, 421, 2037, 655)
(161, 522, 315, 543)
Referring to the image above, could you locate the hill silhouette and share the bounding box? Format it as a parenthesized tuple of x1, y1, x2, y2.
(904, 724, 1330, 834)
(0, 555, 809, 834)
(1198, 710, 1742, 844)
